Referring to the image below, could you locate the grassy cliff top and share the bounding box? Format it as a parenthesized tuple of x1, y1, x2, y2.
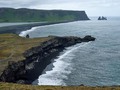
(0, 34, 51, 75)
(0, 8, 89, 22)
(0, 34, 120, 90)
(0, 82, 120, 90)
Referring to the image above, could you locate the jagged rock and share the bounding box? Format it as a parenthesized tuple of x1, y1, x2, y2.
(23, 36, 82, 58)
(98, 16, 101, 20)
(82, 35, 95, 42)
(0, 36, 95, 84)
(0, 61, 26, 83)
(16, 80, 26, 84)
(79, 84, 84, 86)
(26, 34, 30, 38)
(98, 16, 107, 20)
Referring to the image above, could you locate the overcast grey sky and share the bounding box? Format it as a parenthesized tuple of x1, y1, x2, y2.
(0, 0, 120, 16)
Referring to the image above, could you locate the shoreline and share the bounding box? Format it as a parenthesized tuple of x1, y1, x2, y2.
(32, 48, 64, 85)
(0, 20, 88, 35)
(0, 35, 95, 84)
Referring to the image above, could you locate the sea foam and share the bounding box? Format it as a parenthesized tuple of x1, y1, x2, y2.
(34, 42, 90, 86)
(19, 26, 40, 37)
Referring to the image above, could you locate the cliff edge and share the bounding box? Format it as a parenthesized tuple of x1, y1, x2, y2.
(0, 8, 90, 22)
(0, 34, 95, 84)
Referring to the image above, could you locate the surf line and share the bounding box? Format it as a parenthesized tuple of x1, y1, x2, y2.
(19, 26, 40, 37)
(19, 22, 67, 37)
(36, 42, 91, 86)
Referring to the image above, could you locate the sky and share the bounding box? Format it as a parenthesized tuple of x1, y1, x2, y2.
(0, 0, 120, 16)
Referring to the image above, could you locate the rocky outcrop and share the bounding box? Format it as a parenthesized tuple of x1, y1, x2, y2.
(98, 16, 107, 20)
(82, 35, 96, 42)
(0, 61, 26, 83)
(0, 35, 95, 84)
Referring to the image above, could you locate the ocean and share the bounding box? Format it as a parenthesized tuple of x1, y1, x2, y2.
(4, 17, 120, 86)
(0, 22, 30, 27)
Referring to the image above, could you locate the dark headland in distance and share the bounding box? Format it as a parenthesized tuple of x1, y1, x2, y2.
(0, 8, 90, 34)
(0, 8, 89, 22)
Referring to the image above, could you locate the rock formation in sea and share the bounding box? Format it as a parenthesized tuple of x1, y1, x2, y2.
(0, 35, 95, 84)
(98, 16, 107, 20)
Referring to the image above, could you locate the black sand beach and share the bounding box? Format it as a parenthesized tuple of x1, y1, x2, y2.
(0, 21, 79, 34)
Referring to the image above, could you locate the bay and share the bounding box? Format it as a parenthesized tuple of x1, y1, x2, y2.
(21, 17, 120, 86)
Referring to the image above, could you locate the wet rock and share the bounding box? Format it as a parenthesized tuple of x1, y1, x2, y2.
(0, 35, 95, 84)
(0, 61, 26, 83)
(82, 35, 96, 42)
(79, 84, 84, 86)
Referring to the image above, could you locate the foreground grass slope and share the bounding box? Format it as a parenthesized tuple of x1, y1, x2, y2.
(0, 34, 51, 75)
(0, 34, 120, 90)
(0, 82, 120, 90)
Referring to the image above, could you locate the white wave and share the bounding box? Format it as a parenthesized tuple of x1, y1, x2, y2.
(19, 23, 64, 37)
(34, 42, 90, 86)
(19, 26, 40, 37)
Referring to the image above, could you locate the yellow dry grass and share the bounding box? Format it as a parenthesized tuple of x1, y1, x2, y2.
(0, 34, 120, 90)
(0, 34, 51, 75)
(0, 82, 120, 90)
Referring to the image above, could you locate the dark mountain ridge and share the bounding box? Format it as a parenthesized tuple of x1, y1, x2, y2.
(0, 8, 90, 22)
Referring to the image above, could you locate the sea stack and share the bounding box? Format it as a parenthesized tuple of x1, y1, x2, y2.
(98, 16, 107, 20)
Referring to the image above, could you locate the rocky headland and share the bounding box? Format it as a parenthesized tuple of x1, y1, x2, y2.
(0, 8, 90, 22)
(0, 8, 90, 34)
(0, 34, 95, 84)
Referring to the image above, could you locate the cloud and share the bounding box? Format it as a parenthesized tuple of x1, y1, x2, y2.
(0, 0, 116, 7)
(0, 0, 120, 16)
(0, 0, 119, 8)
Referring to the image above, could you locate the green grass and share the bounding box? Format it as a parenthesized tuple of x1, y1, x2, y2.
(0, 8, 89, 22)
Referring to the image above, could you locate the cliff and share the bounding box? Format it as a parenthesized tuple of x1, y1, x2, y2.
(0, 34, 95, 84)
(0, 34, 51, 76)
(0, 8, 90, 22)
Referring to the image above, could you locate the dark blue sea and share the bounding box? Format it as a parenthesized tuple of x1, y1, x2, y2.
(19, 17, 120, 86)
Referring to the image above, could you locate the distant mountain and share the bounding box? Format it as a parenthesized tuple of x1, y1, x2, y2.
(0, 8, 90, 22)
